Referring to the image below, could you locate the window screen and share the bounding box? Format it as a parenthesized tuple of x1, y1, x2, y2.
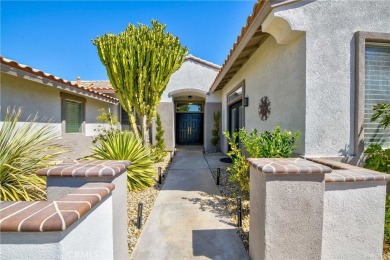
(64, 100, 82, 133)
(364, 45, 390, 148)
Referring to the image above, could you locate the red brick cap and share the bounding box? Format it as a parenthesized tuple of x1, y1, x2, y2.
(36, 160, 131, 177)
(0, 183, 114, 232)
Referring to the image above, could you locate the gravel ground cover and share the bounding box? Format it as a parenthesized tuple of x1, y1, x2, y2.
(127, 154, 171, 255)
(208, 158, 250, 252)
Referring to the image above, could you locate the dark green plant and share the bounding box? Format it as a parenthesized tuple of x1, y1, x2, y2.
(223, 126, 300, 198)
(93, 20, 188, 144)
(371, 103, 390, 129)
(211, 111, 221, 151)
(93, 108, 119, 144)
(0, 107, 65, 201)
(364, 144, 390, 174)
(241, 126, 300, 158)
(90, 131, 154, 191)
(151, 113, 167, 162)
(385, 195, 390, 245)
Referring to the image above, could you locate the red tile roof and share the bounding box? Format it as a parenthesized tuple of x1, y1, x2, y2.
(0, 56, 119, 103)
(185, 55, 221, 70)
(77, 55, 220, 91)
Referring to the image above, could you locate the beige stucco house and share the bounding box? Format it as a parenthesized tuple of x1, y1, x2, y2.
(0, 56, 119, 159)
(3, 0, 389, 164)
(210, 0, 390, 165)
(79, 55, 221, 152)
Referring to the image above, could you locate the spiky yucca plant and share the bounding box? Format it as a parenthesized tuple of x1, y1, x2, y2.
(0, 107, 64, 201)
(90, 132, 154, 191)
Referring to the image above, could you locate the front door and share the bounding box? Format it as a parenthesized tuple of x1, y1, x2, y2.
(176, 113, 203, 144)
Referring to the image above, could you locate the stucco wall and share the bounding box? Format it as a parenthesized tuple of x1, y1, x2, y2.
(1, 73, 62, 122)
(221, 34, 306, 154)
(157, 102, 175, 151)
(204, 102, 222, 152)
(85, 97, 117, 136)
(46, 173, 128, 259)
(322, 181, 386, 259)
(271, 0, 390, 157)
(249, 166, 324, 260)
(0, 72, 118, 159)
(157, 59, 221, 150)
(161, 59, 219, 103)
(0, 195, 113, 260)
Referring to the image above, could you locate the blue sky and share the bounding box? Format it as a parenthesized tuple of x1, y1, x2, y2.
(1, 1, 256, 81)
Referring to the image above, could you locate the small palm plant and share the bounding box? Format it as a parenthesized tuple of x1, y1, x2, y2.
(90, 131, 154, 191)
(0, 107, 64, 201)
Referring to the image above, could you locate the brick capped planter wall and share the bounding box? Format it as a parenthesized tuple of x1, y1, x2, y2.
(248, 157, 389, 260)
(0, 160, 130, 260)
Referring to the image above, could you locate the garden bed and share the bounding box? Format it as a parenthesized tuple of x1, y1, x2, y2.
(209, 166, 250, 251)
(127, 154, 171, 256)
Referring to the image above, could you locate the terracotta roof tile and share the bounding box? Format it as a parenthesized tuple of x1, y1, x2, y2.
(185, 55, 221, 70)
(0, 56, 118, 103)
(77, 55, 220, 91)
(77, 80, 113, 90)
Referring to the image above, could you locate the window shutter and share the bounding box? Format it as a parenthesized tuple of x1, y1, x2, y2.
(364, 46, 390, 148)
(65, 100, 82, 133)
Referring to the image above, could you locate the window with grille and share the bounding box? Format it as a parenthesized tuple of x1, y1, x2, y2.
(64, 100, 83, 133)
(364, 45, 390, 148)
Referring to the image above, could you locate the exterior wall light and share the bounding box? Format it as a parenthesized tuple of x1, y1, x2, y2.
(244, 97, 249, 107)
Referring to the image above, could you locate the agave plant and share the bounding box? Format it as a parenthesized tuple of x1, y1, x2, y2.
(90, 131, 154, 191)
(0, 107, 65, 201)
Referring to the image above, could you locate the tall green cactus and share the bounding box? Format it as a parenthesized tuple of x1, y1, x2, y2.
(93, 20, 188, 143)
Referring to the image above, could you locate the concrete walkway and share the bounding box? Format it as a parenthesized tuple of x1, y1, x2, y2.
(131, 146, 248, 260)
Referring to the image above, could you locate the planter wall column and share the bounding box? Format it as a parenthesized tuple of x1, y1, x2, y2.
(247, 158, 331, 260)
(36, 160, 130, 260)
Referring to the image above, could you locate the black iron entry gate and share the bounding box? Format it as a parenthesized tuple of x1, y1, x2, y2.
(176, 113, 203, 145)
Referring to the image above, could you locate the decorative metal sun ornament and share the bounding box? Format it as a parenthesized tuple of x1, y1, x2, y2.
(258, 96, 271, 121)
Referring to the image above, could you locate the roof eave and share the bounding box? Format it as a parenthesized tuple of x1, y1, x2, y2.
(210, 1, 273, 92)
(0, 56, 119, 104)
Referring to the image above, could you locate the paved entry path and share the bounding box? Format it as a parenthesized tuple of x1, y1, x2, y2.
(131, 146, 248, 260)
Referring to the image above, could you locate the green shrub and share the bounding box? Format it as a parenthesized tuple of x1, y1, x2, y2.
(241, 126, 300, 158)
(0, 107, 65, 201)
(211, 111, 221, 151)
(151, 113, 167, 162)
(93, 108, 119, 144)
(223, 126, 300, 198)
(224, 130, 250, 198)
(371, 103, 390, 129)
(365, 144, 390, 174)
(90, 131, 154, 191)
(385, 195, 390, 244)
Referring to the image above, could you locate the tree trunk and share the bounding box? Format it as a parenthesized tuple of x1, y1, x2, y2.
(141, 115, 149, 145)
(128, 113, 140, 139)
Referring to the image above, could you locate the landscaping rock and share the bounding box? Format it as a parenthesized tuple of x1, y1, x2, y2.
(127, 154, 171, 256)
